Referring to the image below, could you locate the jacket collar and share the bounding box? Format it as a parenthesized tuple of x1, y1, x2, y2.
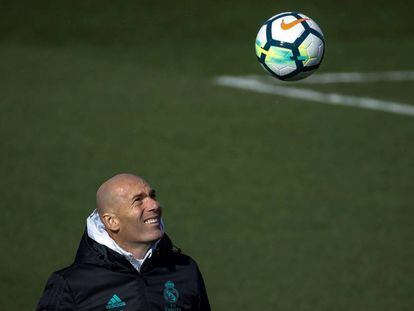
(74, 210, 173, 272)
(74, 227, 173, 273)
(86, 209, 161, 271)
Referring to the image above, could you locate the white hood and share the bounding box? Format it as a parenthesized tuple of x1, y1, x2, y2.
(86, 209, 162, 271)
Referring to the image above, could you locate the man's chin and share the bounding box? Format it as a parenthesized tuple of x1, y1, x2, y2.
(147, 228, 164, 242)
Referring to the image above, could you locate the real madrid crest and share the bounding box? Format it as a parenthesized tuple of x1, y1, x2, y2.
(163, 281, 181, 311)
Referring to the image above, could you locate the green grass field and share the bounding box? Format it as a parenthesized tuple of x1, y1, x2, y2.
(1, 1, 413, 310)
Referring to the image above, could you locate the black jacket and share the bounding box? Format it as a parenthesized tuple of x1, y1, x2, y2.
(37, 231, 211, 311)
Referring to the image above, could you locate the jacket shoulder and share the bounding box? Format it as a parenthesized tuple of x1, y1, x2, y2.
(36, 269, 77, 311)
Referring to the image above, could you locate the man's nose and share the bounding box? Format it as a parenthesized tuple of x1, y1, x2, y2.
(145, 197, 160, 211)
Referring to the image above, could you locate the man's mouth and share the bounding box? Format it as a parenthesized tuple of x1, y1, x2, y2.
(144, 217, 160, 224)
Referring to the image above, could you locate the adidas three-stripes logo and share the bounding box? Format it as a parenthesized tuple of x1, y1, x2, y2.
(106, 294, 126, 310)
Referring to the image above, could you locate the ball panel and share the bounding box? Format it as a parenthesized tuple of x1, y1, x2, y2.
(271, 15, 305, 44)
(318, 42, 324, 60)
(279, 65, 297, 77)
(298, 13, 323, 36)
(298, 34, 324, 67)
(255, 25, 267, 59)
(264, 46, 297, 76)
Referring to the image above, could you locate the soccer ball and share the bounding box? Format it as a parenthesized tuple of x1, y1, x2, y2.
(255, 12, 325, 81)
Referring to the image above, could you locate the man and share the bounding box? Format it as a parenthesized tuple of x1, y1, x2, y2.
(37, 173, 211, 310)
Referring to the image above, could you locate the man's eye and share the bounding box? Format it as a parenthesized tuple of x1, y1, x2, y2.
(150, 191, 156, 198)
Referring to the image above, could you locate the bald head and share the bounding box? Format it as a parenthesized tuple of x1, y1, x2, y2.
(96, 173, 147, 216)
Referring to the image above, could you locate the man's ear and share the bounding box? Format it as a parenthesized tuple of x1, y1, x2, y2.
(101, 213, 120, 232)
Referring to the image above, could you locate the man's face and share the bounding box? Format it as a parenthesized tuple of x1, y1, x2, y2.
(115, 178, 164, 245)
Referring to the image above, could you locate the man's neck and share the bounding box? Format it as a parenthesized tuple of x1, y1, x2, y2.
(109, 235, 152, 260)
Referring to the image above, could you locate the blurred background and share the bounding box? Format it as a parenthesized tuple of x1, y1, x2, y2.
(1, 0, 413, 310)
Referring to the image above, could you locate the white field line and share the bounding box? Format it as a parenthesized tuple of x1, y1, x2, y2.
(215, 76, 414, 117)
(245, 71, 414, 84)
